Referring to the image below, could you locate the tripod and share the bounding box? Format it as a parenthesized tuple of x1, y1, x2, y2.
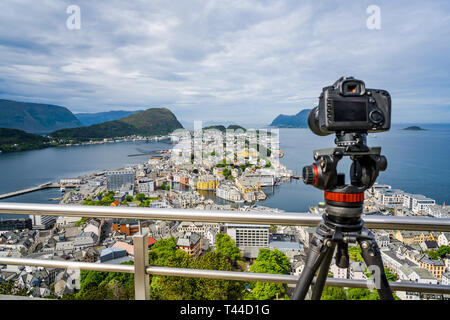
(292, 132, 394, 300)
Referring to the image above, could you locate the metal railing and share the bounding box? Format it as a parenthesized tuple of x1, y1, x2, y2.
(0, 202, 450, 300)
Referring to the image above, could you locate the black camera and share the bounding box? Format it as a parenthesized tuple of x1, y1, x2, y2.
(308, 76, 391, 136)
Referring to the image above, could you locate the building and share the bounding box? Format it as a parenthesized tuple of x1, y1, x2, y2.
(29, 215, 57, 230)
(394, 231, 435, 245)
(403, 193, 436, 213)
(99, 247, 128, 263)
(418, 256, 446, 279)
(196, 175, 218, 190)
(379, 189, 405, 206)
(176, 232, 202, 257)
(268, 233, 302, 253)
(106, 170, 135, 191)
(137, 177, 155, 194)
(216, 182, 242, 202)
(437, 232, 450, 246)
(74, 232, 98, 249)
(59, 178, 82, 185)
(112, 220, 140, 236)
(83, 219, 101, 237)
(0, 218, 32, 231)
(225, 224, 269, 248)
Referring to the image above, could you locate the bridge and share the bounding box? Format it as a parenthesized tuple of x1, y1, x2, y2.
(0, 202, 449, 300)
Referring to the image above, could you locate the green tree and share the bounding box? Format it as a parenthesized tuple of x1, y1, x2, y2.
(345, 288, 380, 300)
(437, 245, 450, 258)
(321, 286, 347, 300)
(248, 248, 290, 300)
(215, 233, 241, 262)
(190, 251, 245, 300)
(136, 193, 146, 202)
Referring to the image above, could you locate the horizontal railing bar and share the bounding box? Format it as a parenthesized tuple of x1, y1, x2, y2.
(1, 257, 448, 294)
(146, 266, 450, 294)
(0, 202, 449, 231)
(0, 257, 134, 273)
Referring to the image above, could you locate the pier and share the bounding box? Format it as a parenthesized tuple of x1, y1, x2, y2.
(0, 182, 63, 200)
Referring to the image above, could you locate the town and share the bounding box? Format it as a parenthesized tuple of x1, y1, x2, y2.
(0, 127, 449, 300)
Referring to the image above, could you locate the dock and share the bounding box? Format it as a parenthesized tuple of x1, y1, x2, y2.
(0, 182, 63, 200)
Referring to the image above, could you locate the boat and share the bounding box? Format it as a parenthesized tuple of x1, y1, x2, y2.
(60, 186, 66, 192)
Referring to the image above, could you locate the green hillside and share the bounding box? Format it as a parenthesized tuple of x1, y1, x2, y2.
(0, 128, 51, 153)
(50, 108, 183, 141)
(0, 99, 82, 134)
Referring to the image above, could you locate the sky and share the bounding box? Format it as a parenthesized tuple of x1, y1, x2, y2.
(0, 0, 449, 126)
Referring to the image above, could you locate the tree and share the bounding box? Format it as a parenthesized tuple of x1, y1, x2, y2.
(248, 248, 290, 300)
(215, 233, 241, 262)
(190, 251, 245, 300)
(136, 193, 146, 202)
(437, 245, 450, 258)
(345, 288, 379, 300)
(321, 286, 347, 300)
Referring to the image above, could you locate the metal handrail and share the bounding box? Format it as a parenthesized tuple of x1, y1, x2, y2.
(1, 202, 450, 299)
(0, 202, 449, 231)
(1, 257, 449, 295)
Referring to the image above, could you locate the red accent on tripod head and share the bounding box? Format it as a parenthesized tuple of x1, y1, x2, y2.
(324, 191, 364, 203)
(313, 163, 318, 186)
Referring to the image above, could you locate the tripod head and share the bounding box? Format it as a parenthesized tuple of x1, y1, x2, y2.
(302, 131, 387, 218)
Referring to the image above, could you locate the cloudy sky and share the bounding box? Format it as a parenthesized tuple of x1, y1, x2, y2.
(0, 0, 449, 125)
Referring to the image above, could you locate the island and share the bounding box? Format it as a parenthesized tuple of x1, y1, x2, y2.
(402, 126, 427, 131)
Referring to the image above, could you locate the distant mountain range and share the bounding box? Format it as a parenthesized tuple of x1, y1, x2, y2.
(0, 99, 82, 134)
(270, 109, 311, 128)
(50, 108, 183, 141)
(75, 110, 144, 126)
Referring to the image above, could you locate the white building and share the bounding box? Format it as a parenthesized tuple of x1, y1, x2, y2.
(225, 224, 269, 248)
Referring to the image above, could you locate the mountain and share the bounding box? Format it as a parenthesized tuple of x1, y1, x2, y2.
(75, 110, 144, 126)
(270, 109, 311, 128)
(50, 108, 183, 140)
(0, 127, 51, 153)
(0, 99, 82, 134)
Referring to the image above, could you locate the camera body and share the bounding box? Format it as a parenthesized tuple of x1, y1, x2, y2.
(308, 76, 391, 136)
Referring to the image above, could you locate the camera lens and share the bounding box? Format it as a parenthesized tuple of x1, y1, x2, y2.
(308, 107, 329, 136)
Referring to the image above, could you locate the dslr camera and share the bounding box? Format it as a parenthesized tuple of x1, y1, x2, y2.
(308, 76, 391, 136)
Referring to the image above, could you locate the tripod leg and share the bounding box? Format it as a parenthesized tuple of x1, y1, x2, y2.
(358, 234, 394, 300)
(292, 233, 332, 300)
(310, 242, 336, 300)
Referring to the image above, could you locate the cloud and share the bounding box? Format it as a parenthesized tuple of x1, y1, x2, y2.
(0, 0, 449, 124)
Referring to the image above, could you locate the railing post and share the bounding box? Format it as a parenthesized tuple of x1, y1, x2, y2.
(133, 232, 149, 300)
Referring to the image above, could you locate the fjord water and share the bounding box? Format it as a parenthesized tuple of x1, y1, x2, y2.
(0, 124, 449, 218)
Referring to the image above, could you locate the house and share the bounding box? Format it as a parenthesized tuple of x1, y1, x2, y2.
(419, 240, 439, 252)
(330, 260, 348, 279)
(99, 247, 129, 263)
(112, 241, 134, 256)
(83, 219, 101, 237)
(349, 261, 367, 280)
(437, 232, 450, 247)
(74, 232, 98, 249)
(394, 231, 435, 245)
(176, 232, 202, 257)
(418, 256, 446, 279)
